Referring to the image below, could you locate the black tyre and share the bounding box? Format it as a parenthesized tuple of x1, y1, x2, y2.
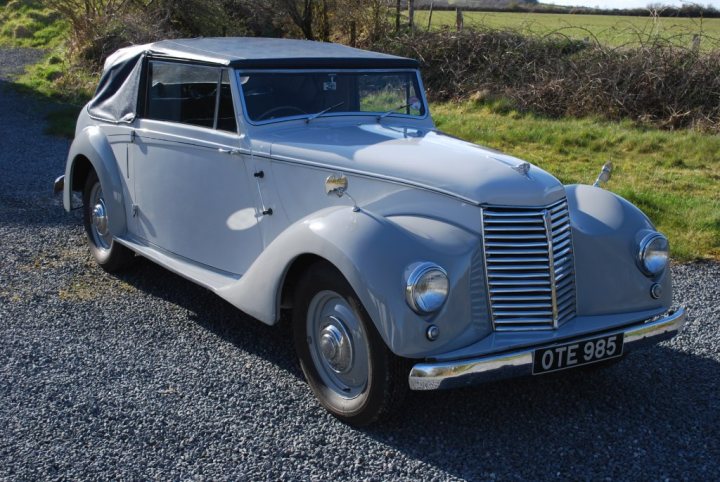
(82, 170, 134, 272)
(292, 262, 408, 426)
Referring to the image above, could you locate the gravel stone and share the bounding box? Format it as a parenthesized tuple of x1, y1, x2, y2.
(1, 48, 718, 480)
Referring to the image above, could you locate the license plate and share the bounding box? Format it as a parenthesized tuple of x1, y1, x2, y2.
(533, 333, 624, 375)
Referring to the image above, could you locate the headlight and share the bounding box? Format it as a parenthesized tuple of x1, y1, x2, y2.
(638, 232, 669, 276)
(405, 262, 449, 314)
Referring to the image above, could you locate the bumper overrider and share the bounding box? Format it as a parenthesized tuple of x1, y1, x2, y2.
(409, 307, 686, 390)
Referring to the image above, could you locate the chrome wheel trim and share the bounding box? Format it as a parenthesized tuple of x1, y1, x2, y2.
(89, 182, 112, 251)
(306, 290, 370, 399)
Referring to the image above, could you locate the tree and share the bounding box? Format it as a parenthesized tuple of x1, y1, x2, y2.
(395, 0, 401, 32)
(408, 0, 414, 30)
(275, 0, 316, 40)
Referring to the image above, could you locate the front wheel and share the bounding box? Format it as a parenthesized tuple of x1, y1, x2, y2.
(82, 170, 134, 272)
(293, 263, 407, 426)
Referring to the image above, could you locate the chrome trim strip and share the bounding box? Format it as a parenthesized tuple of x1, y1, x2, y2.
(130, 121, 251, 155)
(408, 307, 686, 390)
(544, 208, 560, 328)
(251, 151, 480, 205)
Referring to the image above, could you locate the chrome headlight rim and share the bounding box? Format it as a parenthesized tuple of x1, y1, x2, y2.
(405, 262, 449, 315)
(637, 232, 669, 277)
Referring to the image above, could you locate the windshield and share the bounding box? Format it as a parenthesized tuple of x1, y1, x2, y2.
(239, 71, 426, 123)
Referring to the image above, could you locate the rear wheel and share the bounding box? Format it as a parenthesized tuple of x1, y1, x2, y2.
(82, 170, 134, 272)
(293, 263, 407, 426)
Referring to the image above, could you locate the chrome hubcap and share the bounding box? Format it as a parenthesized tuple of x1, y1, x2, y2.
(88, 183, 112, 251)
(307, 291, 369, 399)
(92, 202, 108, 236)
(318, 317, 353, 373)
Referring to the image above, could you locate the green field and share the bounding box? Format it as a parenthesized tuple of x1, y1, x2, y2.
(413, 11, 720, 49)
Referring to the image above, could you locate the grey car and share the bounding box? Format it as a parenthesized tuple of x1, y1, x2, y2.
(55, 37, 686, 426)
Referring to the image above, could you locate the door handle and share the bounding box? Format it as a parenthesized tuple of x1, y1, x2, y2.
(218, 148, 242, 155)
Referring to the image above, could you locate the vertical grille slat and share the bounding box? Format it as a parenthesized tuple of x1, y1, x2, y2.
(482, 198, 577, 331)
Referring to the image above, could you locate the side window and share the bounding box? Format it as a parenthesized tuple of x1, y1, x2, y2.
(146, 62, 219, 129)
(217, 70, 237, 133)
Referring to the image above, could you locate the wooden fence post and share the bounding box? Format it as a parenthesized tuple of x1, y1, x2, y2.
(427, 1, 434, 31)
(456, 7, 464, 32)
(395, 0, 401, 33)
(408, 0, 415, 31)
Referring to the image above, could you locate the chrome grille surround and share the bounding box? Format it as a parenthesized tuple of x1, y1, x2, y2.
(481, 198, 576, 332)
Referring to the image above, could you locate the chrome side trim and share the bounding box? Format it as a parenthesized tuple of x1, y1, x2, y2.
(251, 151, 480, 205)
(408, 307, 686, 391)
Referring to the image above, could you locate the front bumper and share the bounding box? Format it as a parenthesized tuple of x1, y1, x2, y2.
(408, 307, 686, 390)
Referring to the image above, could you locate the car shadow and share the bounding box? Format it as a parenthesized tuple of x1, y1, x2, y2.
(113, 257, 303, 379)
(112, 258, 718, 478)
(364, 345, 719, 478)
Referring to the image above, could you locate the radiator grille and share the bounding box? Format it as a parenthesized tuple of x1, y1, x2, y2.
(482, 199, 576, 331)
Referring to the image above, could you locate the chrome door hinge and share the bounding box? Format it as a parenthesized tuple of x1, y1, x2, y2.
(131, 204, 138, 217)
(130, 130, 136, 143)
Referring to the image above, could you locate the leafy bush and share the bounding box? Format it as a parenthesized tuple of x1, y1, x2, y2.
(380, 28, 720, 131)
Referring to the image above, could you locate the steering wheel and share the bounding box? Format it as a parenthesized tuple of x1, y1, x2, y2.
(257, 105, 306, 121)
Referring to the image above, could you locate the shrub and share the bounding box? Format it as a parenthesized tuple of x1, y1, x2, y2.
(379, 28, 720, 131)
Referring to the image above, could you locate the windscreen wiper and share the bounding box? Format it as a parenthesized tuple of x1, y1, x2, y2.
(377, 102, 415, 122)
(306, 101, 345, 124)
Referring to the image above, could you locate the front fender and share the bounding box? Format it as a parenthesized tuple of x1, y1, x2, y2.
(567, 184, 672, 316)
(219, 206, 486, 358)
(64, 126, 127, 237)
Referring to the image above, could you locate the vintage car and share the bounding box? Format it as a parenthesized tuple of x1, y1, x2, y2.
(55, 37, 685, 426)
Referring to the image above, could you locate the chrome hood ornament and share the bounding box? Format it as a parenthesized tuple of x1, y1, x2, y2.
(513, 162, 531, 177)
(593, 161, 613, 188)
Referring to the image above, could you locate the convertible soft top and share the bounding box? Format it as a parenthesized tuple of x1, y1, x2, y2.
(87, 37, 419, 123)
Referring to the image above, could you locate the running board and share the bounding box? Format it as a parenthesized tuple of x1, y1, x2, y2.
(115, 236, 241, 292)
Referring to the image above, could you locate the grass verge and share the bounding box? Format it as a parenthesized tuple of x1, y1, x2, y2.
(1, 1, 89, 137)
(0, 1, 67, 49)
(12, 54, 93, 138)
(433, 101, 720, 261)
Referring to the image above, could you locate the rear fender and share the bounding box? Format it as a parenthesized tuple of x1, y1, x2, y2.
(64, 126, 127, 237)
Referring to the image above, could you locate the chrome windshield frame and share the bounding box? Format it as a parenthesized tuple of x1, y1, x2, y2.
(235, 68, 431, 126)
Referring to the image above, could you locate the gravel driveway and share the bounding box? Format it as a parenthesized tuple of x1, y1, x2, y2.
(1, 47, 719, 480)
